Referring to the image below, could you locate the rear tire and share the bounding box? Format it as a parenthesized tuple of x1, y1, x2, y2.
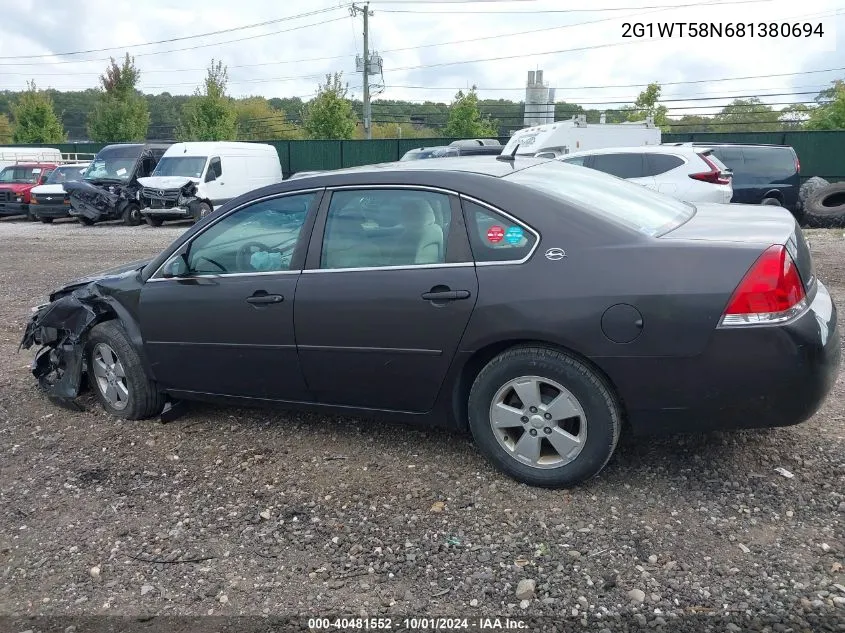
(761, 197, 782, 206)
(122, 203, 142, 226)
(804, 182, 845, 228)
(85, 321, 164, 420)
(40, 217, 54, 224)
(145, 216, 164, 227)
(77, 217, 95, 226)
(467, 345, 621, 488)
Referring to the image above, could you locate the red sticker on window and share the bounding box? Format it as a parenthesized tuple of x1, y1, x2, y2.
(486, 225, 505, 243)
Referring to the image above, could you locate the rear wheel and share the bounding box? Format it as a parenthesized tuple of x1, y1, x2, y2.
(468, 346, 621, 488)
(122, 203, 142, 226)
(77, 217, 95, 226)
(85, 321, 165, 420)
(145, 216, 164, 227)
(40, 217, 54, 224)
(761, 197, 782, 206)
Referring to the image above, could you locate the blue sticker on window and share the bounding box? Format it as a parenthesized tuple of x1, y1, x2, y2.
(504, 226, 524, 244)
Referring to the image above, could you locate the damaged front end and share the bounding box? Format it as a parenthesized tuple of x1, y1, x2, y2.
(19, 263, 148, 407)
(65, 180, 136, 222)
(139, 178, 200, 221)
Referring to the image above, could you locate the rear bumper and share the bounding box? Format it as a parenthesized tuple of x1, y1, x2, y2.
(0, 202, 28, 215)
(606, 281, 840, 435)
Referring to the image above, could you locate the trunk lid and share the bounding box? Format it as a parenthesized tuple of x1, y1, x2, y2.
(661, 202, 815, 290)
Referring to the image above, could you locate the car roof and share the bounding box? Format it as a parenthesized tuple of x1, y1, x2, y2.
(293, 155, 548, 180)
(561, 145, 707, 159)
(676, 142, 793, 149)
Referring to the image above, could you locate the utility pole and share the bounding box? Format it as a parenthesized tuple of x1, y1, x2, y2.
(350, 2, 374, 139)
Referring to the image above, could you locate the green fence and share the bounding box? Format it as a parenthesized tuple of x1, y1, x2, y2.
(10, 132, 845, 180)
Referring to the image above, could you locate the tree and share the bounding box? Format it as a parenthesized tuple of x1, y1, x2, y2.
(302, 73, 357, 140)
(712, 98, 782, 132)
(235, 97, 300, 139)
(0, 113, 12, 143)
(366, 122, 439, 139)
(806, 80, 845, 130)
(88, 54, 150, 142)
(443, 87, 498, 138)
(625, 82, 668, 129)
(178, 59, 237, 141)
(11, 81, 65, 143)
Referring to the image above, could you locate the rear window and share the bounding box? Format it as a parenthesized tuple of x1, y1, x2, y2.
(506, 162, 694, 237)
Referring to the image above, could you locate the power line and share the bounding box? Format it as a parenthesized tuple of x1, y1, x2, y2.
(378, 0, 775, 12)
(0, 7, 342, 60)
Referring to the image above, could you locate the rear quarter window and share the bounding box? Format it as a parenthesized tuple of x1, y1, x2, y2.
(462, 200, 537, 263)
(644, 154, 685, 176)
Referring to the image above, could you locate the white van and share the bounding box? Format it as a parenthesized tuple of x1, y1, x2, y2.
(137, 142, 283, 226)
(0, 147, 63, 171)
(501, 116, 661, 159)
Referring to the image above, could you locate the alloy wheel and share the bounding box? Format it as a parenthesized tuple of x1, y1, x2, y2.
(91, 343, 129, 410)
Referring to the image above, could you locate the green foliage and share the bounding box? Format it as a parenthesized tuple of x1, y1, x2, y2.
(178, 59, 237, 141)
(806, 80, 845, 130)
(235, 97, 300, 140)
(0, 113, 12, 143)
(365, 122, 438, 139)
(625, 82, 669, 129)
(303, 73, 358, 140)
(87, 54, 150, 142)
(443, 87, 498, 138)
(11, 81, 65, 143)
(712, 98, 782, 132)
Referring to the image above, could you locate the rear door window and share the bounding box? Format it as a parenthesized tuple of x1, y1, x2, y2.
(644, 154, 684, 176)
(589, 153, 645, 179)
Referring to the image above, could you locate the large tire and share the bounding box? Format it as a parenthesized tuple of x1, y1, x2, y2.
(799, 176, 829, 204)
(191, 201, 212, 223)
(467, 345, 621, 488)
(122, 203, 142, 226)
(77, 216, 95, 226)
(804, 182, 845, 228)
(85, 321, 165, 420)
(145, 216, 164, 227)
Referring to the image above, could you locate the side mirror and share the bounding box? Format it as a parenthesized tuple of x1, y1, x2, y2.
(161, 253, 189, 278)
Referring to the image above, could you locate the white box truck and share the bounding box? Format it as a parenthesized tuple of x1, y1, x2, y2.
(501, 115, 661, 159)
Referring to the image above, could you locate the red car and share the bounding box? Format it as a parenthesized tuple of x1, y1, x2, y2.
(0, 163, 60, 219)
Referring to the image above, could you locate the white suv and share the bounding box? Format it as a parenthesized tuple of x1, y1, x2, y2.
(558, 145, 733, 204)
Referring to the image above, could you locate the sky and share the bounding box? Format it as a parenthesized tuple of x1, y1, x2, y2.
(0, 0, 842, 121)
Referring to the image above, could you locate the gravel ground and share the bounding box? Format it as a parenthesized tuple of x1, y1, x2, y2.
(0, 218, 843, 632)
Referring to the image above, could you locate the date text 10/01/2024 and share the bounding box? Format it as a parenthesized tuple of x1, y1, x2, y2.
(307, 617, 528, 630)
(622, 22, 825, 38)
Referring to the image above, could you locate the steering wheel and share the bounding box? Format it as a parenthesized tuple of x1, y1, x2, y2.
(236, 241, 272, 271)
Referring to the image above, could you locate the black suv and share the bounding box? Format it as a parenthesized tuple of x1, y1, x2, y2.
(675, 143, 801, 215)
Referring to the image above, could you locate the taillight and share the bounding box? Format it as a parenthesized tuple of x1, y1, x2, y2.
(720, 244, 807, 327)
(795, 156, 801, 174)
(689, 154, 731, 185)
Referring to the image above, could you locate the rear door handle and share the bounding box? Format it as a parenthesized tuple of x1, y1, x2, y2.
(421, 290, 471, 301)
(246, 294, 284, 305)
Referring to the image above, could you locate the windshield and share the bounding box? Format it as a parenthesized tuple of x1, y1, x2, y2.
(400, 147, 458, 161)
(45, 165, 87, 185)
(83, 146, 141, 182)
(153, 156, 208, 178)
(0, 166, 44, 184)
(507, 162, 694, 236)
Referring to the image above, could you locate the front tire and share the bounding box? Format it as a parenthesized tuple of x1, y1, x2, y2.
(192, 201, 212, 223)
(145, 216, 163, 227)
(85, 321, 165, 420)
(77, 217, 95, 226)
(467, 346, 621, 488)
(40, 217, 54, 224)
(122, 203, 142, 226)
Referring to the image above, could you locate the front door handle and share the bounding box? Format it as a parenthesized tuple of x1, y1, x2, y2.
(246, 293, 284, 305)
(421, 290, 471, 301)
